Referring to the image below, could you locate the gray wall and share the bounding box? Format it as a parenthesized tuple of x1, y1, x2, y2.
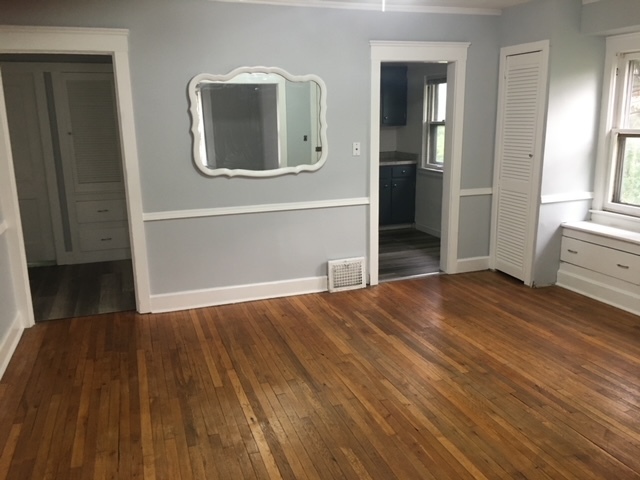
(415, 171, 443, 237)
(501, 0, 605, 285)
(399, 63, 447, 238)
(396, 63, 447, 158)
(582, 0, 640, 35)
(0, 0, 503, 296)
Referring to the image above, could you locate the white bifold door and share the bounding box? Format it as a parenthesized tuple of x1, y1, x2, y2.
(491, 42, 549, 285)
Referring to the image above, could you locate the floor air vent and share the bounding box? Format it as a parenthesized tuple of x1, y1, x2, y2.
(328, 257, 366, 293)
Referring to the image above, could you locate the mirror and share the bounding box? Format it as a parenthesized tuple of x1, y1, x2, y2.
(188, 67, 328, 177)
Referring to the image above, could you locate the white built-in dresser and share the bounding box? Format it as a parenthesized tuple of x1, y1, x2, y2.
(557, 221, 640, 315)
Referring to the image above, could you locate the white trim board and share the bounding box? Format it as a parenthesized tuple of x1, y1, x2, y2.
(460, 188, 492, 197)
(540, 192, 593, 204)
(0, 313, 24, 380)
(0, 63, 34, 330)
(144, 197, 370, 222)
(212, 0, 502, 15)
(455, 256, 490, 273)
(150, 276, 328, 313)
(415, 223, 440, 238)
(369, 41, 470, 285)
(0, 26, 151, 314)
(557, 264, 640, 317)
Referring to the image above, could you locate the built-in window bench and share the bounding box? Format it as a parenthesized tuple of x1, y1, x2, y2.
(557, 221, 640, 316)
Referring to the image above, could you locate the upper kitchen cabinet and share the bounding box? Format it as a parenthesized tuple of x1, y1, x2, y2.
(380, 65, 407, 126)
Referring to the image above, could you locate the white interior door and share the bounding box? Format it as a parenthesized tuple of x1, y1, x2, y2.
(492, 42, 549, 285)
(2, 70, 56, 265)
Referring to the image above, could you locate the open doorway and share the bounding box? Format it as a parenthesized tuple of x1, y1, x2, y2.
(369, 41, 469, 286)
(1, 55, 135, 321)
(378, 62, 447, 282)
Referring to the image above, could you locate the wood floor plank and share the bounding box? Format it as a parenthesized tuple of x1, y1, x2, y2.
(2, 271, 640, 478)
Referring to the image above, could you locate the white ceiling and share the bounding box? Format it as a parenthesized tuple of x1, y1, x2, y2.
(213, 0, 535, 15)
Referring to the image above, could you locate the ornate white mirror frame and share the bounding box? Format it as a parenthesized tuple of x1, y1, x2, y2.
(188, 66, 328, 178)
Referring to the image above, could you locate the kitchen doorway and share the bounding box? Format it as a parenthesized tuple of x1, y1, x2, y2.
(369, 41, 469, 285)
(378, 61, 447, 282)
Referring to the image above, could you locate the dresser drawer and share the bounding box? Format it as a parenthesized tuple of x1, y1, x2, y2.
(78, 226, 130, 252)
(76, 199, 127, 224)
(392, 165, 415, 178)
(561, 236, 640, 285)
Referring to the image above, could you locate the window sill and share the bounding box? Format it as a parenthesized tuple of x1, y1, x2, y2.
(418, 166, 443, 175)
(589, 210, 640, 234)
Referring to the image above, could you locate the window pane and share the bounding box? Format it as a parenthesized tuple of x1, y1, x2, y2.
(625, 60, 640, 129)
(435, 83, 447, 122)
(619, 136, 640, 206)
(434, 125, 445, 164)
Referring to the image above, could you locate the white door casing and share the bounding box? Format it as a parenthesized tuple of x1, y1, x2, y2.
(490, 41, 549, 285)
(0, 26, 151, 313)
(0, 67, 35, 330)
(369, 41, 469, 285)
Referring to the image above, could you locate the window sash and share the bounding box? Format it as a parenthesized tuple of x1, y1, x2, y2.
(604, 52, 640, 216)
(422, 78, 446, 168)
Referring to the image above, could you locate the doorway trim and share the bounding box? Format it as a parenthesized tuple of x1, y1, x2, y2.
(369, 41, 469, 285)
(0, 25, 151, 316)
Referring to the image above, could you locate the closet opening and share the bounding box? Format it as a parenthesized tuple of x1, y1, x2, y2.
(0, 54, 135, 322)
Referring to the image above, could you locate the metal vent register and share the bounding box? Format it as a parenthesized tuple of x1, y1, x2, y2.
(327, 257, 366, 293)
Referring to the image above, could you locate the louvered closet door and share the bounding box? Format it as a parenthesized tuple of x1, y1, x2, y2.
(494, 50, 545, 283)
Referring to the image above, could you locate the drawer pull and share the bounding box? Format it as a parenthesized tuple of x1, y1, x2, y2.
(617, 264, 630, 269)
(97, 209, 110, 213)
(101, 237, 113, 242)
(567, 249, 578, 254)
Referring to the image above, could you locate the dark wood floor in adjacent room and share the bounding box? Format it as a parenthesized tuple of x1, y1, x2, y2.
(28, 260, 135, 322)
(379, 228, 440, 281)
(1, 271, 640, 479)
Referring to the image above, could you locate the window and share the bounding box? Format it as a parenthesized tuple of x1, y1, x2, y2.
(605, 52, 640, 215)
(422, 79, 446, 168)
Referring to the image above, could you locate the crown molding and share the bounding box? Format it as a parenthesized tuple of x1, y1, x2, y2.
(211, 0, 503, 15)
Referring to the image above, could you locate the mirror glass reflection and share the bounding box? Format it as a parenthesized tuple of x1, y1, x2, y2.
(188, 68, 327, 177)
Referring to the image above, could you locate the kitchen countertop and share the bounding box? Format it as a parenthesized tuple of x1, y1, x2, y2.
(380, 159, 417, 166)
(380, 151, 418, 167)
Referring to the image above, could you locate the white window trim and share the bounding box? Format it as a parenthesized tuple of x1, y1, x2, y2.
(421, 77, 446, 170)
(593, 31, 640, 225)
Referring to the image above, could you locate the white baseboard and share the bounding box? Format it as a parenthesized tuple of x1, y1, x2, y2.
(150, 276, 329, 313)
(0, 313, 24, 380)
(415, 222, 441, 238)
(454, 256, 490, 273)
(557, 265, 640, 316)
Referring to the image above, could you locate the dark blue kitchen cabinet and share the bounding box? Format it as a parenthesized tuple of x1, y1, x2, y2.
(379, 165, 416, 226)
(380, 66, 407, 126)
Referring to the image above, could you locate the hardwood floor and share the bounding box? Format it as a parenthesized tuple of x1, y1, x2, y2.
(379, 228, 440, 281)
(2, 271, 640, 479)
(28, 260, 135, 322)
